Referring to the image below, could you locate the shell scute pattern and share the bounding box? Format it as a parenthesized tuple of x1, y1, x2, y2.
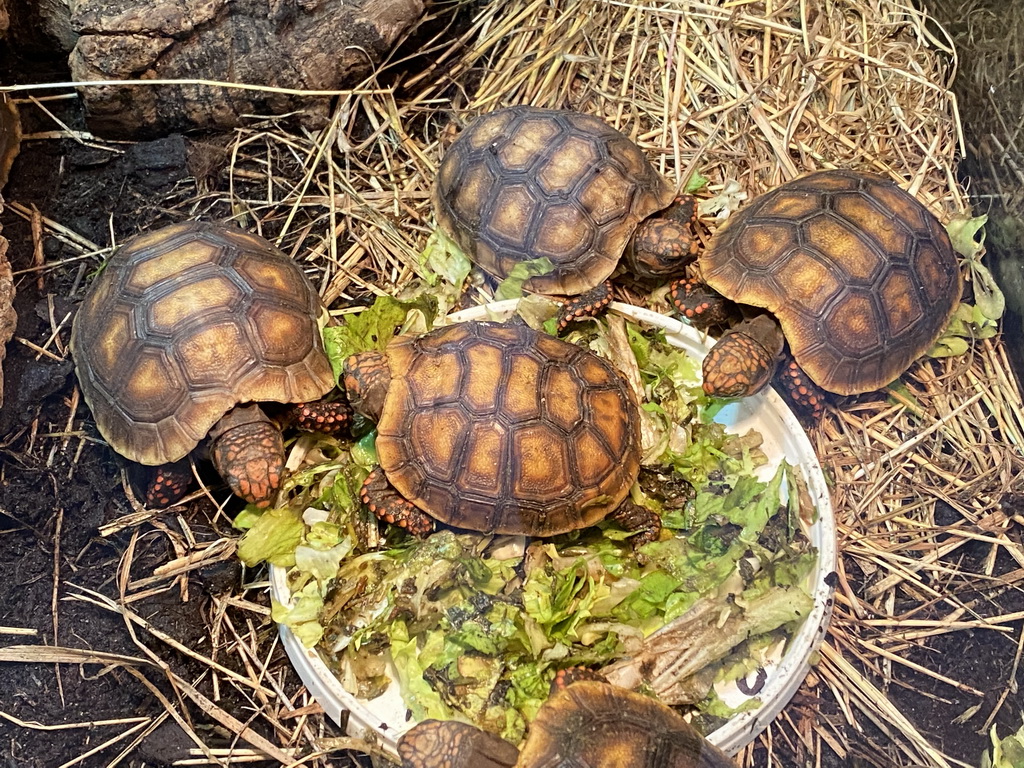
(375, 322, 640, 537)
(434, 105, 674, 297)
(702, 169, 960, 394)
(71, 221, 334, 467)
(516, 681, 725, 768)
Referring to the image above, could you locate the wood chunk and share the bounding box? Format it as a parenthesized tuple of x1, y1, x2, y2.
(67, 0, 425, 138)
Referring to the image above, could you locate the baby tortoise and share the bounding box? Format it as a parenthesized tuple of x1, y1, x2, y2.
(435, 105, 699, 329)
(398, 673, 735, 768)
(71, 221, 346, 508)
(344, 321, 659, 545)
(671, 169, 961, 419)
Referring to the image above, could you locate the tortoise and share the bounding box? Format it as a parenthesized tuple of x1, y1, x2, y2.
(71, 220, 347, 508)
(397, 676, 735, 768)
(343, 320, 659, 543)
(434, 105, 699, 329)
(670, 169, 962, 418)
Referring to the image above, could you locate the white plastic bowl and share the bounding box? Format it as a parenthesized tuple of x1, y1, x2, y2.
(270, 300, 836, 757)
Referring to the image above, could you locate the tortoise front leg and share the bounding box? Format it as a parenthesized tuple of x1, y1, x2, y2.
(360, 467, 434, 536)
(209, 404, 285, 508)
(775, 357, 827, 423)
(289, 400, 351, 435)
(131, 457, 193, 508)
(556, 280, 614, 331)
(669, 276, 733, 328)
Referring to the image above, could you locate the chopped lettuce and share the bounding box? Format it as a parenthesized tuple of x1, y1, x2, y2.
(494, 257, 556, 301)
(237, 506, 305, 567)
(981, 718, 1024, 768)
(323, 295, 434, 382)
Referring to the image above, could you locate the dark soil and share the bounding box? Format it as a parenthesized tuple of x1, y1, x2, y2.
(0, 11, 1022, 768)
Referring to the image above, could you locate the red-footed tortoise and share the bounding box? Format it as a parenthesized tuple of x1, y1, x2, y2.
(434, 105, 698, 329)
(397, 676, 735, 768)
(71, 221, 347, 508)
(671, 169, 962, 419)
(342, 320, 659, 545)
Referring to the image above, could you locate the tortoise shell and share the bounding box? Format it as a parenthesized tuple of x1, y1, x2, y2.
(71, 221, 335, 466)
(398, 681, 733, 768)
(434, 105, 675, 296)
(375, 321, 641, 537)
(515, 681, 734, 768)
(701, 169, 961, 394)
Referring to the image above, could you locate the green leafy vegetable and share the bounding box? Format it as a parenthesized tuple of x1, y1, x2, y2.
(494, 257, 556, 301)
(237, 506, 305, 567)
(981, 718, 1024, 768)
(930, 213, 1004, 357)
(323, 295, 431, 382)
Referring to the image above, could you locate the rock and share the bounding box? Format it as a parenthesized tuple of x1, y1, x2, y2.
(67, 0, 425, 139)
(2, 0, 79, 55)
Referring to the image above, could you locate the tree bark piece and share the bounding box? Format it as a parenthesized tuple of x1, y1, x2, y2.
(68, 0, 424, 138)
(0, 227, 15, 410)
(0, 94, 19, 408)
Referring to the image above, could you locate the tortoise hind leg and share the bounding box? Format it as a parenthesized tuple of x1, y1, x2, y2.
(131, 458, 193, 508)
(360, 467, 434, 536)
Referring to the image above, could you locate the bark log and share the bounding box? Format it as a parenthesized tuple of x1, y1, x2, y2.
(0, 227, 14, 410)
(0, 95, 19, 408)
(67, 0, 424, 138)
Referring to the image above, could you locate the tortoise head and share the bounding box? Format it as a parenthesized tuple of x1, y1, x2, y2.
(702, 313, 785, 398)
(342, 350, 391, 422)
